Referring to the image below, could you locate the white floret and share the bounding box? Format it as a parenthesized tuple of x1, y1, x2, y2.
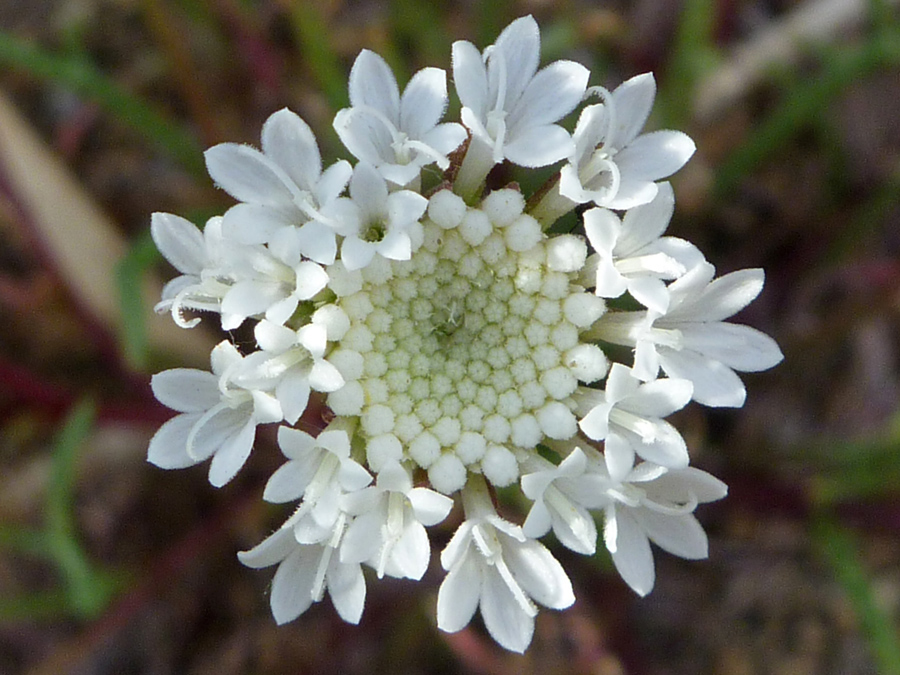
(455, 431, 487, 463)
(328, 349, 365, 380)
(327, 260, 363, 296)
(366, 433, 403, 472)
(312, 305, 351, 341)
(564, 344, 609, 383)
(428, 190, 468, 230)
(482, 189, 525, 226)
(409, 431, 441, 467)
(328, 381, 365, 415)
(504, 214, 543, 252)
(510, 414, 542, 448)
(428, 453, 467, 494)
(481, 444, 519, 486)
(536, 401, 578, 439)
(562, 293, 606, 327)
(546, 235, 587, 272)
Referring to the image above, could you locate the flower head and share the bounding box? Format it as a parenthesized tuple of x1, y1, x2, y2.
(147, 14, 781, 653)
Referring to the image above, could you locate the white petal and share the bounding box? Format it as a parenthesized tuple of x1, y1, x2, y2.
(521, 499, 553, 538)
(338, 458, 374, 492)
(340, 511, 383, 564)
(607, 73, 656, 149)
(451, 40, 488, 117)
(151, 369, 220, 412)
(503, 124, 573, 168)
(387, 190, 428, 227)
(672, 268, 764, 322)
(341, 237, 376, 271)
(260, 108, 322, 192)
(277, 425, 317, 459)
(638, 510, 708, 560)
(349, 162, 388, 219)
(309, 361, 345, 394)
(658, 347, 747, 407)
(204, 143, 294, 206)
(615, 130, 695, 182)
(270, 546, 317, 624)
(315, 160, 353, 207)
(221, 280, 283, 322)
(493, 16, 541, 105)
(263, 459, 312, 503)
(583, 207, 622, 256)
(327, 559, 366, 624)
(147, 413, 202, 469)
(408, 488, 454, 526)
(602, 177, 659, 210)
(480, 566, 535, 653)
(391, 521, 431, 580)
(208, 418, 256, 487)
(617, 182, 675, 254)
(238, 527, 295, 569)
(578, 402, 612, 440)
(609, 509, 655, 596)
(436, 550, 481, 632)
(680, 323, 783, 372)
(627, 276, 670, 314)
(508, 60, 588, 132)
(400, 67, 448, 138)
(190, 406, 247, 461)
(649, 467, 728, 503)
(151, 212, 206, 274)
(505, 538, 575, 610)
(550, 502, 597, 555)
(421, 122, 467, 156)
(296, 220, 338, 265)
(626, 377, 693, 417)
(222, 203, 295, 245)
(604, 433, 636, 482)
(333, 108, 392, 166)
(348, 49, 400, 121)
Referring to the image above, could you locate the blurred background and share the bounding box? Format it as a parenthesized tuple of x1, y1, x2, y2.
(1, 0, 899, 673)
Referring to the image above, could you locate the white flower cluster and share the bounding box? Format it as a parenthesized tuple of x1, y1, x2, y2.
(147, 16, 782, 652)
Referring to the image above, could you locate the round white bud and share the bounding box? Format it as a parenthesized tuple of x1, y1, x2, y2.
(481, 444, 519, 487)
(510, 414, 542, 448)
(326, 260, 363, 296)
(504, 214, 543, 252)
(563, 293, 606, 327)
(455, 431, 487, 464)
(459, 209, 492, 246)
(564, 344, 609, 383)
(482, 189, 525, 226)
(312, 305, 350, 341)
(546, 234, 587, 272)
(536, 401, 578, 440)
(366, 434, 403, 472)
(428, 190, 468, 229)
(327, 381, 364, 415)
(409, 431, 441, 468)
(428, 453, 467, 494)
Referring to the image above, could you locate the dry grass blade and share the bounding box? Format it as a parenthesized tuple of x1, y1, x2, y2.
(0, 91, 212, 368)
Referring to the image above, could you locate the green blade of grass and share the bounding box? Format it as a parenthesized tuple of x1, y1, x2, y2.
(0, 30, 205, 176)
(714, 30, 900, 199)
(45, 398, 114, 618)
(659, 0, 720, 129)
(286, 3, 348, 113)
(813, 517, 900, 675)
(116, 228, 162, 371)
